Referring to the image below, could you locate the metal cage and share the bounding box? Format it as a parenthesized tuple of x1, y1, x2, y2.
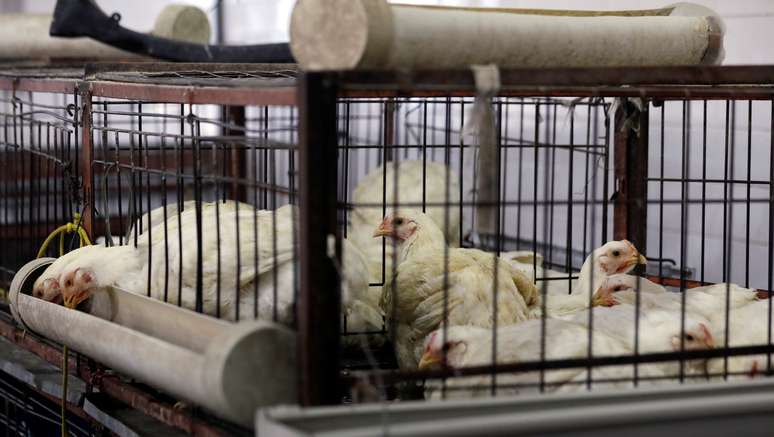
(0, 64, 773, 435)
(298, 66, 774, 405)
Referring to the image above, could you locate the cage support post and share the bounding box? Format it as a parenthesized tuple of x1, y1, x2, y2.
(78, 82, 94, 239)
(613, 99, 649, 258)
(383, 98, 397, 162)
(225, 105, 247, 202)
(297, 72, 341, 406)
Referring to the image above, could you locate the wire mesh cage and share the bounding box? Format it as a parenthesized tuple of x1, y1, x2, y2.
(0, 67, 307, 434)
(297, 68, 774, 405)
(87, 94, 299, 323)
(0, 64, 774, 434)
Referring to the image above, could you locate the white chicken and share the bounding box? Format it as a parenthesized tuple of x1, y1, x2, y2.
(123, 200, 199, 244)
(419, 320, 617, 399)
(565, 304, 715, 388)
(419, 309, 714, 399)
(56, 202, 296, 321)
(38, 201, 372, 326)
(598, 274, 759, 323)
(374, 209, 538, 369)
(349, 160, 461, 284)
(598, 274, 767, 380)
(704, 298, 774, 379)
(339, 241, 385, 343)
(542, 240, 648, 317)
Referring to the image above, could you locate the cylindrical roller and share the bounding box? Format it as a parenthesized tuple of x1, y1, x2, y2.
(204, 321, 298, 426)
(152, 4, 211, 44)
(9, 259, 298, 428)
(290, 0, 724, 71)
(86, 286, 230, 355)
(15, 292, 212, 413)
(8, 257, 53, 328)
(10, 258, 230, 354)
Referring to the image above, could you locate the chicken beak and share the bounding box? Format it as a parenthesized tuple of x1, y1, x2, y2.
(373, 219, 393, 238)
(627, 253, 647, 268)
(418, 350, 442, 370)
(619, 252, 647, 273)
(63, 290, 89, 310)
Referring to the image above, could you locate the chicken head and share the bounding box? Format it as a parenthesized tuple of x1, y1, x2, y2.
(32, 278, 63, 304)
(670, 321, 715, 351)
(372, 209, 446, 265)
(31, 245, 107, 305)
(597, 274, 635, 294)
(594, 240, 647, 276)
(418, 329, 470, 369)
(590, 274, 638, 307)
(373, 213, 418, 241)
(61, 268, 95, 309)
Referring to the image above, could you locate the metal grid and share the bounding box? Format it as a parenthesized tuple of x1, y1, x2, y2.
(298, 67, 774, 405)
(0, 69, 302, 435)
(0, 368, 95, 437)
(0, 83, 81, 288)
(87, 93, 299, 323)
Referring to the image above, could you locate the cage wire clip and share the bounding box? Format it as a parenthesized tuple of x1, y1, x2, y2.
(464, 64, 501, 247)
(35, 214, 92, 437)
(609, 97, 646, 135)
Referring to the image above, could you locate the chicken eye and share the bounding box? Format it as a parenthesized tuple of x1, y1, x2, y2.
(612, 250, 620, 257)
(685, 334, 695, 341)
(614, 285, 625, 291)
(394, 218, 404, 226)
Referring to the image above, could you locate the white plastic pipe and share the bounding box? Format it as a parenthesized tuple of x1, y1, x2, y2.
(86, 285, 230, 354)
(290, 1, 724, 71)
(9, 259, 297, 428)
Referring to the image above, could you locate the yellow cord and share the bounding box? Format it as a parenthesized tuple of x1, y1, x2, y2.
(35, 213, 91, 437)
(36, 212, 92, 259)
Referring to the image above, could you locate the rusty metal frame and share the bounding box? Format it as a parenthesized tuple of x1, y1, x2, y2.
(79, 82, 94, 238)
(297, 72, 341, 407)
(335, 65, 774, 99)
(89, 80, 297, 106)
(0, 77, 78, 95)
(225, 105, 248, 202)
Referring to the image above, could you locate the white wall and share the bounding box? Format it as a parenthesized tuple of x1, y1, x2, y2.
(12, 0, 774, 286)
